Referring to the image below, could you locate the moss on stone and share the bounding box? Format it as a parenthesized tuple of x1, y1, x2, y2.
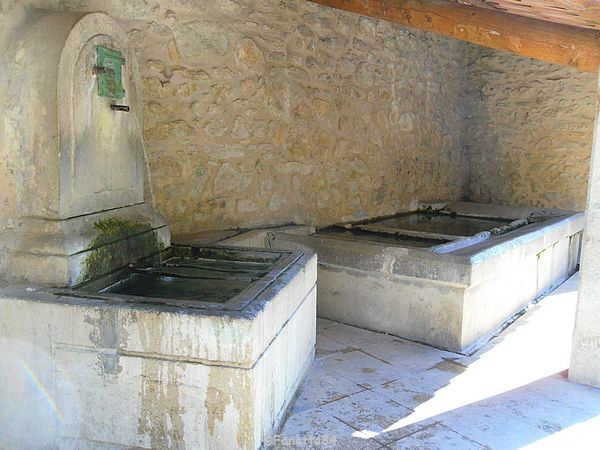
(90, 218, 153, 248)
(77, 218, 163, 284)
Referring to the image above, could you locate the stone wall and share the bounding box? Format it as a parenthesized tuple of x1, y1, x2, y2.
(464, 45, 597, 211)
(1, 0, 468, 235)
(1, 1, 597, 239)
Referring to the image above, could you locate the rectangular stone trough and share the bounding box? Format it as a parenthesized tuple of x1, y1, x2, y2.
(224, 202, 583, 354)
(0, 245, 316, 449)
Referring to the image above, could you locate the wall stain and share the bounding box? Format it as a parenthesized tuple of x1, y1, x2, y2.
(137, 312, 186, 449)
(84, 307, 125, 378)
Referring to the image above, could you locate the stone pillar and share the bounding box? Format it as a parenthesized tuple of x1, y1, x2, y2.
(570, 77, 600, 388)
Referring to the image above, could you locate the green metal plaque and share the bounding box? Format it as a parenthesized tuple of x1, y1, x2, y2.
(96, 46, 125, 99)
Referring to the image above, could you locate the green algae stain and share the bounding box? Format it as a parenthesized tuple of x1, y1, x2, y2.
(77, 218, 163, 284)
(90, 218, 152, 246)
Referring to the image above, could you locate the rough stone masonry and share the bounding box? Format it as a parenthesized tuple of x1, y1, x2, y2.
(0, 0, 595, 237)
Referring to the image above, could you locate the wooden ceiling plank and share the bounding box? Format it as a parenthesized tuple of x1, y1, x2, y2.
(308, 0, 600, 72)
(481, 0, 600, 30)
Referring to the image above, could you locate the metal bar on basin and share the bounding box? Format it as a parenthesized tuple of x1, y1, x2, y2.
(490, 218, 529, 235)
(355, 224, 468, 242)
(130, 267, 260, 282)
(154, 262, 267, 274)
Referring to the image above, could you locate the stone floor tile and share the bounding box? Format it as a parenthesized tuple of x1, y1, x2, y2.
(438, 403, 551, 450)
(523, 371, 600, 415)
(372, 365, 458, 410)
(315, 334, 355, 360)
(317, 350, 408, 389)
(275, 408, 382, 449)
(361, 338, 458, 372)
(317, 322, 395, 348)
(516, 415, 600, 449)
(320, 390, 436, 444)
(386, 423, 487, 449)
(290, 364, 366, 414)
(471, 383, 598, 435)
(316, 317, 337, 331)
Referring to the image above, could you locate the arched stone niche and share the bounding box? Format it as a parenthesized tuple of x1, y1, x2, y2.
(58, 13, 144, 218)
(1, 11, 169, 286)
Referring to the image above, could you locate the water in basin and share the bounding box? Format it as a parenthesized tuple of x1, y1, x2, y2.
(102, 255, 270, 302)
(64, 245, 300, 308)
(316, 227, 448, 247)
(369, 212, 513, 236)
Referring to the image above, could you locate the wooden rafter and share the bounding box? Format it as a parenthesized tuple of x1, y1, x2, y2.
(308, 0, 600, 72)
(464, 0, 600, 31)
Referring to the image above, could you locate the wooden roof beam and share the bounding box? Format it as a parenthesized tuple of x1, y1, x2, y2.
(308, 0, 600, 72)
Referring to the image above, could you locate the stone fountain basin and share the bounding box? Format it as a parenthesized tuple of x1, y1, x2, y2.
(0, 245, 316, 449)
(210, 202, 583, 354)
(59, 245, 303, 310)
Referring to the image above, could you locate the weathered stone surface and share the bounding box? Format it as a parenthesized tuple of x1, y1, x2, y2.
(234, 37, 265, 73)
(147, 21, 172, 38)
(268, 203, 582, 353)
(173, 20, 229, 59)
(202, 144, 245, 160)
(237, 198, 259, 213)
(398, 113, 414, 132)
(0, 253, 317, 449)
(146, 59, 166, 73)
(143, 77, 167, 98)
(213, 163, 252, 195)
(157, 157, 182, 177)
(204, 118, 228, 138)
(269, 192, 288, 212)
(145, 120, 194, 141)
(232, 115, 273, 139)
(0, 11, 171, 285)
(167, 39, 180, 63)
(465, 46, 596, 211)
(172, 67, 210, 80)
(126, 28, 144, 52)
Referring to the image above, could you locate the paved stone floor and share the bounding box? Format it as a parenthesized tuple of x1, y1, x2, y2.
(275, 274, 600, 449)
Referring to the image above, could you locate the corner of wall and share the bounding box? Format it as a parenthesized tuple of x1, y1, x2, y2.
(461, 43, 597, 210)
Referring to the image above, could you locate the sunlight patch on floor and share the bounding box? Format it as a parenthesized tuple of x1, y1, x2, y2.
(384, 279, 579, 433)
